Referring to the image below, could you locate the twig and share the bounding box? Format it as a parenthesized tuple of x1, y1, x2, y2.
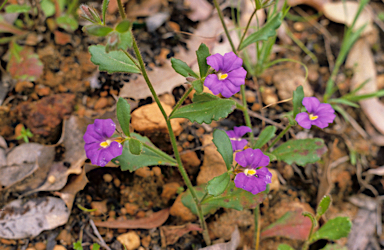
(89, 219, 112, 250)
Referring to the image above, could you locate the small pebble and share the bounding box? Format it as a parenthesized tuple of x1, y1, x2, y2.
(113, 178, 121, 187)
(94, 97, 108, 109)
(34, 242, 46, 250)
(117, 231, 141, 250)
(53, 245, 66, 250)
(103, 173, 113, 183)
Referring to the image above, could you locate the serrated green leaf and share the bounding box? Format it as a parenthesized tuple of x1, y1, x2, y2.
(293, 85, 304, 118)
(83, 24, 113, 36)
(5, 4, 31, 13)
(239, 13, 283, 50)
(317, 195, 331, 218)
(115, 20, 131, 33)
(196, 43, 210, 77)
(181, 182, 268, 216)
(253, 126, 276, 149)
(310, 217, 352, 243)
(112, 133, 176, 171)
(212, 130, 233, 170)
(128, 138, 142, 155)
(116, 97, 131, 136)
(206, 172, 230, 196)
(277, 244, 295, 250)
(192, 92, 218, 102)
(272, 139, 327, 166)
(102, 0, 109, 24)
(89, 45, 141, 74)
(170, 93, 236, 124)
(192, 79, 203, 93)
(171, 58, 198, 78)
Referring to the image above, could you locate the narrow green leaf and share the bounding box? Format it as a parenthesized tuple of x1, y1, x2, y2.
(196, 43, 210, 77)
(128, 138, 143, 155)
(192, 79, 203, 93)
(342, 90, 384, 102)
(302, 211, 317, 229)
(83, 24, 113, 37)
(171, 58, 198, 78)
(277, 244, 295, 250)
(272, 138, 327, 166)
(253, 126, 276, 149)
(239, 13, 283, 50)
(102, 0, 109, 24)
(89, 45, 141, 74)
(115, 20, 131, 33)
(310, 217, 352, 243)
(320, 244, 348, 250)
(5, 4, 31, 13)
(113, 133, 177, 171)
(170, 94, 236, 124)
(212, 129, 233, 170)
(316, 195, 331, 218)
(116, 97, 131, 137)
(329, 98, 359, 108)
(206, 172, 230, 196)
(292, 85, 304, 118)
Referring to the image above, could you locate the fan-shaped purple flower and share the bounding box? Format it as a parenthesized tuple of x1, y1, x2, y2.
(83, 119, 123, 167)
(204, 52, 247, 98)
(226, 126, 252, 151)
(234, 148, 272, 195)
(295, 97, 336, 129)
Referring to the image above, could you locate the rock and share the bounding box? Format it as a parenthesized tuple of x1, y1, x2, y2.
(94, 97, 108, 109)
(135, 166, 153, 178)
(131, 102, 184, 136)
(91, 200, 108, 216)
(261, 87, 278, 106)
(159, 93, 175, 107)
(34, 242, 46, 250)
(181, 151, 201, 175)
(152, 166, 162, 177)
(35, 85, 51, 96)
(269, 169, 280, 192)
(103, 173, 113, 183)
(245, 90, 256, 103)
(117, 231, 141, 250)
(14, 123, 24, 139)
(15, 81, 33, 93)
(161, 182, 181, 201)
(170, 193, 197, 221)
(56, 229, 73, 245)
(53, 246, 66, 250)
(272, 66, 314, 100)
(124, 203, 139, 215)
(196, 135, 228, 185)
(377, 74, 384, 90)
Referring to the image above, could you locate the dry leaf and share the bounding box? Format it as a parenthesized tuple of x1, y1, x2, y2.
(185, 0, 213, 22)
(94, 208, 169, 229)
(0, 197, 70, 239)
(7, 46, 44, 81)
(160, 223, 202, 246)
(199, 227, 240, 250)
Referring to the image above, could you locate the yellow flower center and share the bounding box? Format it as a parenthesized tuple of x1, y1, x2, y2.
(217, 72, 228, 80)
(309, 114, 318, 121)
(99, 137, 125, 148)
(100, 140, 112, 148)
(244, 169, 257, 176)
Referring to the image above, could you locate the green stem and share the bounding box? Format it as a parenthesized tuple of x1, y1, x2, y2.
(237, 7, 257, 51)
(199, 191, 209, 204)
(116, 0, 126, 19)
(266, 124, 292, 151)
(131, 35, 211, 246)
(212, 0, 237, 54)
(169, 86, 194, 118)
(240, 85, 254, 145)
(121, 49, 140, 70)
(0, 0, 8, 11)
(254, 205, 261, 250)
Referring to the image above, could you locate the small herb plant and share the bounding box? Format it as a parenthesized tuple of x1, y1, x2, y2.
(81, 0, 354, 248)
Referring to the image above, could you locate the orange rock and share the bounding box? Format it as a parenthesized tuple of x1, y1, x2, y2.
(56, 229, 73, 245)
(94, 97, 108, 109)
(14, 123, 24, 138)
(161, 182, 181, 201)
(35, 85, 51, 96)
(34, 242, 46, 250)
(135, 166, 153, 178)
(170, 193, 196, 221)
(15, 81, 33, 93)
(91, 200, 108, 216)
(124, 203, 139, 215)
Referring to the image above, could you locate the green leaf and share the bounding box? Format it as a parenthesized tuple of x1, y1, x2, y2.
(264, 152, 277, 161)
(113, 133, 177, 171)
(316, 195, 331, 218)
(196, 43, 210, 77)
(56, 14, 78, 31)
(73, 241, 83, 250)
(170, 93, 236, 124)
(5, 4, 31, 13)
(115, 20, 132, 33)
(206, 172, 230, 196)
(83, 24, 113, 36)
(321, 244, 348, 250)
(116, 97, 131, 137)
(118, 31, 133, 49)
(253, 126, 276, 149)
(329, 98, 359, 108)
(102, 0, 109, 24)
(272, 138, 327, 166)
(310, 217, 352, 243)
(277, 244, 295, 250)
(292, 85, 304, 118)
(192, 79, 203, 93)
(182, 182, 268, 216)
(41, 0, 55, 17)
(89, 45, 141, 74)
(212, 129, 233, 170)
(128, 138, 143, 155)
(239, 13, 283, 50)
(303, 211, 317, 230)
(171, 58, 198, 78)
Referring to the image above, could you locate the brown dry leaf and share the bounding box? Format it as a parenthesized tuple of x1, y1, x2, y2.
(0, 197, 70, 239)
(94, 208, 169, 229)
(346, 38, 384, 135)
(55, 168, 88, 210)
(160, 223, 202, 246)
(185, 0, 213, 22)
(199, 227, 240, 250)
(126, 0, 164, 18)
(287, 0, 329, 11)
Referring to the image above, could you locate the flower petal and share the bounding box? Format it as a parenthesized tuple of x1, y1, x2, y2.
(95, 141, 123, 166)
(302, 97, 320, 113)
(231, 139, 248, 151)
(250, 149, 270, 168)
(256, 167, 272, 184)
(83, 124, 104, 143)
(220, 79, 240, 97)
(234, 173, 268, 195)
(84, 142, 102, 165)
(206, 53, 224, 72)
(221, 52, 243, 72)
(226, 67, 247, 86)
(204, 74, 223, 95)
(235, 148, 255, 167)
(233, 126, 252, 138)
(94, 119, 116, 138)
(295, 112, 312, 129)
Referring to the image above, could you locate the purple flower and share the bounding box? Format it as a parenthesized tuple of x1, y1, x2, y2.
(226, 126, 252, 151)
(204, 52, 247, 98)
(295, 97, 336, 129)
(83, 119, 123, 166)
(234, 148, 272, 195)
